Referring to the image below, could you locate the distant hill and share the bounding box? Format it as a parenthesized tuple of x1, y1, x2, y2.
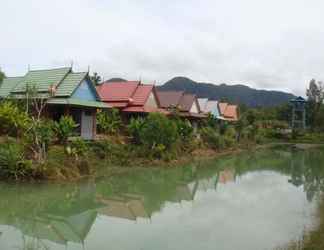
(105, 78, 127, 83)
(158, 77, 296, 107)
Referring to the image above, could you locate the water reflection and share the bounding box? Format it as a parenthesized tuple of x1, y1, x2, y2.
(0, 146, 323, 250)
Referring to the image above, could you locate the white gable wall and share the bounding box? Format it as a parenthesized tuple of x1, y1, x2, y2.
(145, 92, 158, 108)
(190, 101, 199, 113)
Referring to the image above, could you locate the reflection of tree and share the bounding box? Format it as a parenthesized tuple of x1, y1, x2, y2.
(222, 146, 324, 202)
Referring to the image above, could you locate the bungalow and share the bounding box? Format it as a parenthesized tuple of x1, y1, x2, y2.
(198, 98, 221, 119)
(156, 91, 206, 119)
(218, 102, 239, 121)
(96, 80, 166, 116)
(0, 67, 108, 139)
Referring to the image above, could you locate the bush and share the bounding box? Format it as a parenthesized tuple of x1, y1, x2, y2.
(127, 117, 145, 144)
(66, 138, 89, 161)
(53, 116, 78, 144)
(200, 127, 224, 150)
(25, 119, 54, 162)
(90, 140, 113, 159)
(97, 108, 122, 135)
(175, 118, 194, 141)
(139, 113, 179, 151)
(0, 143, 32, 180)
(0, 101, 30, 136)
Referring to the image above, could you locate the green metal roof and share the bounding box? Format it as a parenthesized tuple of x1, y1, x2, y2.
(55, 72, 88, 97)
(47, 98, 109, 109)
(0, 77, 24, 98)
(12, 67, 71, 93)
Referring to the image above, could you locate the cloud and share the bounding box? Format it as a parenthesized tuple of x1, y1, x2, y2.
(1, 0, 324, 96)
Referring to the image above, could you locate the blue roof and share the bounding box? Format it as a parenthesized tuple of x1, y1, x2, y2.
(291, 96, 306, 103)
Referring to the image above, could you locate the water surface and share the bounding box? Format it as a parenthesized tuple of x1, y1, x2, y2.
(0, 147, 323, 250)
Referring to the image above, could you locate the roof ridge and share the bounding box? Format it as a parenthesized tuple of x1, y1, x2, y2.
(3, 76, 24, 79)
(28, 67, 72, 72)
(70, 71, 88, 75)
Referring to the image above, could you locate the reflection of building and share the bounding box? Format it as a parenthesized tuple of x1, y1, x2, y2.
(96, 194, 150, 221)
(219, 169, 235, 184)
(169, 182, 198, 203)
(13, 210, 97, 245)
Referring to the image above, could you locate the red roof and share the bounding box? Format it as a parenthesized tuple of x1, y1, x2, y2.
(218, 102, 228, 115)
(123, 106, 169, 114)
(97, 81, 160, 113)
(131, 85, 154, 106)
(218, 102, 239, 121)
(97, 81, 139, 102)
(156, 91, 184, 108)
(178, 93, 199, 112)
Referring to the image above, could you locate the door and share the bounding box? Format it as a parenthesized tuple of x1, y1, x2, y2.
(81, 110, 94, 140)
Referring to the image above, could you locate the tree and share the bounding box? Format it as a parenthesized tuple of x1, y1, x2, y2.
(91, 72, 102, 85)
(306, 79, 324, 130)
(307, 79, 323, 103)
(0, 69, 6, 84)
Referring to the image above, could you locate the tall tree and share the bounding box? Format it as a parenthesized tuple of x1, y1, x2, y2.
(91, 72, 102, 86)
(0, 69, 6, 83)
(306, 79, 324, 130)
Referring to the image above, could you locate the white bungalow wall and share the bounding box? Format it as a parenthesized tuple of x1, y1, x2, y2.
(190, 101, 199, 113)
(145, 92, 158, 108)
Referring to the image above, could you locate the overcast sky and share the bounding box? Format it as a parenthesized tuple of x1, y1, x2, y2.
(1, 0, 324, 96)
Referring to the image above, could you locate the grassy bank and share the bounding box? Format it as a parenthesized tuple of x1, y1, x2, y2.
(277, 196, 324, 250)
(41, 138, 248, 181)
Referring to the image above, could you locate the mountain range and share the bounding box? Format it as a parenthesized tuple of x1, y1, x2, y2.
(157, 77, 296, 107)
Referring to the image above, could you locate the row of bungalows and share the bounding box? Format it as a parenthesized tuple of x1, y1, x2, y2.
(0, 66, 239, 140)
(0, 67, 108, 140)
(198, 98, 239, 122)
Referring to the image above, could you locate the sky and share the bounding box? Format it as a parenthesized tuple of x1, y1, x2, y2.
(1, 0, 324, 96)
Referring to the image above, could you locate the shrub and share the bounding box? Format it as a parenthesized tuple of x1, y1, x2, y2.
(97, 108, 122, 135)
(200, 127, 224, 150)
(53, 116, 78, 144)
(0, 143, 32, 180)
(0, 101, 30, 136)
(66, 138, 89, 161)
(175, 118, 194, 140)
(25, 119, 54, 162)
(219, 122, 228, 135)
(90, 140, 113, 159)
(138, 113, 179, 157)
(127, 117, 145, 144)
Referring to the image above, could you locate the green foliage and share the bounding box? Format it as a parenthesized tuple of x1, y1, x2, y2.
(219, 122, 228, 135)
(175, 118, 194, 140)
(91, 72, 102, 85)
(245, 109, 258, 125)
(127, 117, 145, 144)
(97, 109, 122, 135)
(139, 113, 179, 154)
(66, 138, 89, 160)
(0, 143, 32, 180)
(0, 69, 5, 83)
(25, 119, 54, 162)
(53, 116, 77, 144)
(200, 127, 224, 150)
(0, 101, 30, 136)
(90, 139, 113, 159)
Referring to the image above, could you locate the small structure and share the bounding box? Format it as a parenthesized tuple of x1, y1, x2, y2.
(197, 98, 209, 112)
(198, 98, 221, 119)
(290, 96, 306, 129)
(97, 81, 166, 116)
(218, 102, 239, 121)
(156, 91, 206, 119)
(0, 67, 108, 139)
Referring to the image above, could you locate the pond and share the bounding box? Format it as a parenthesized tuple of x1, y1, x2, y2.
(0, 146, 323, 250)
